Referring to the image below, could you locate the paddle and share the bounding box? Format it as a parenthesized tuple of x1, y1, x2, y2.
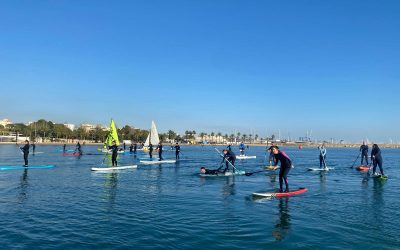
(245, 169, 270, 176)
(350, 153, 361, 168)
(214, 148, 239, 172)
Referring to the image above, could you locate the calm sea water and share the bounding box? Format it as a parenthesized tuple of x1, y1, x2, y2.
(0, 144, 399, 249)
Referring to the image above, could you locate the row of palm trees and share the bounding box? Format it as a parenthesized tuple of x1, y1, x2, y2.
(197, 132, 260, 144)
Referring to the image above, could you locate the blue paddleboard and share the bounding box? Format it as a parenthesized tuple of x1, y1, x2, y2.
(0, 165, 55, 171)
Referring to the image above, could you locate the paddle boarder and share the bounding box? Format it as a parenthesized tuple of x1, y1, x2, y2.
(271, 146, 292, 193)
(371, 144, 384, 176)
(218, 149, 236, 173)
(239, 142, 246, 155)
(20, 140, 30, 167)
(200, 167, 220, 175)
(149, 143, 153, 159)
(267, 144, 279, 166)
(318, 144, 327, 169)
(75, 141, 82, 155)
(109, 141, 118, 166)
(360, 141, 369, 165)
(133, 143, 137, 154)
(32, 141, 36, 155)
(157, 142, 163, 161)
(175, 142, 180, 160)
(129, 143, 133, 153)
(63, 144, 66, 153)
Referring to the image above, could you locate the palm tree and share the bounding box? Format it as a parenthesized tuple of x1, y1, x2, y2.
(255, 134, 259, 143)
(242, 134, 247, 143)
(211, 132, 215, 143)
(249, 134, 253, 143)
(236, 132, 241, 143)
(230, 134, 235, 143)
(217, 132, 222, 143)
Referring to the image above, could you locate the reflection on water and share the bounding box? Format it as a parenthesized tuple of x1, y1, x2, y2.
(103, 172, 118, 211)
(272, 198, 291, 241)
(18, 169, 29, 203)
(222, 176, 236, 198)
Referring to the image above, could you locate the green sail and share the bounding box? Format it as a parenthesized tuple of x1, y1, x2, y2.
(105, 119, 120, 146)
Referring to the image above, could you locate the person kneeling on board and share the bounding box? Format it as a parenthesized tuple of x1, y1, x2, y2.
(271, 146, 292, 193)
(200, 167, 220, 175)
(371, 144, 384, 176)
(218, 149, 236, 173)
(109, 141, 118, 167)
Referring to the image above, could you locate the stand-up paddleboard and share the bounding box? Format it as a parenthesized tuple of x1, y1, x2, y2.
(32, 152, 44, 154)
(253, 188, 308, 198)
(236, 155, 257, 160)
(308, 167, 334, 171)
(356, 166, 370, 172)
(371, 174, 388, 180)
(0, 165, 55, 171)
(199, 170, 246, 177)
(91, 165, 137, 171)
(63, 153, 82, 157)
(140, 159, 176, 165)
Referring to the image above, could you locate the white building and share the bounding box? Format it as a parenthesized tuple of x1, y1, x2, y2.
(64, 123, 76, 131)
(0, 118, 12, 127)
(80, 124, 96, 132)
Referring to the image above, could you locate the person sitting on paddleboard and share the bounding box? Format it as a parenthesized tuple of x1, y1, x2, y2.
(156, 142, 163, 161)
(175, 143, 180, 160)
(360, 141, 369, 165)
(318, 144, 327, 169)
(218, 149, 236, 173)
(20, 140, 30, 167)
(271, 146, 292, 193)
(200, 167, 220, 175)
(149, 143, 153, 159)
(109, 141, 118, 166)
(371, 144, 384, 176)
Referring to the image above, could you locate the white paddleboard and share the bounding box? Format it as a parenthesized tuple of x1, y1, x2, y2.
(236, 155, 257, 159)
(91, 165, 137, 171)
(308, 167, 334, 171)
(199, 170, 246, 177)
(140, 160, 176, 165)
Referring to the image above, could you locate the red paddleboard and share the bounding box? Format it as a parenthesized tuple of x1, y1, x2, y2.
(356, 166, 370, 172)
(253, 188, 308, 198)
(63, 153, 81, 157)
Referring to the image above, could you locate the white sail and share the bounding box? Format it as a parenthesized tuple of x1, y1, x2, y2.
(144, 121, 160, 147)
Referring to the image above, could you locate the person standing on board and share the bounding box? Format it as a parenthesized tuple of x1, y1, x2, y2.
(218, 149, 236, 173)
(109, 141, 118, 166)
(63, 143, 66, 153)
(227, 144, 232, 151)
(149, 143, 153, 159)
(20, 140, 30, 167)
(360, 141, 369, 165)
(129, 143, 133, 153)
(371, 144, 384, 176)
(175, 142, 180, 160)
(318, 144, 327, 169)
(267, 144, 279, 166)
(239, 142, 246, 155)
(133, 143, 137, 154)
(75, 141, 82, 155)
(157, 142, 163, 161)
(32, 141, 36, 155)
(123, 142, 126, 151)
(271, 146, 292, 193)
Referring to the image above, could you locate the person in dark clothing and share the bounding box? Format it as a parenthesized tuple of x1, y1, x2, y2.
(32, 142, 36, 155)
(129, 144, 133, 153)
(218, 149, 236, 173)
(175, 143, 180, 160)
(20, 140, 30, 167)
(149, 143, 153, 159)
(75, 142, 82, 155)
(227, 144, 232, 151)
(109, 141, 118, 166)
(239, 143, 246, 155)
(371, 144, 384, 176)
(133, 143, 137, 154)
(360, 141, 369, 165)
(63, 144, 66, 153)
(123, 142, 126, 150)
(156, 143, 163, 161)
(200, 167, 220, 175)
(318, 144, 327, 169)
(271, 146, 292, 192)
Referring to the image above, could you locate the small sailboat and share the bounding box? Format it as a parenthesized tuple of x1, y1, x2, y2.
(143, 121, 160, 152)
(99, 119, 125, 154)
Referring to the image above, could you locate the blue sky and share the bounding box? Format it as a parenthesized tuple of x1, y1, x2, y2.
(0, 0, 399, 142)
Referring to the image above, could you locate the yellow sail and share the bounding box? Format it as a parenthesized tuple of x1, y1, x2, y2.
(105, 119, 120, 146)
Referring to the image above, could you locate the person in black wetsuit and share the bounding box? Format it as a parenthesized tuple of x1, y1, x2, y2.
(175, 142, 180, 160)
(360, 141, 369, 165)
(32, 142, 36, 155)
(75, 141, 82, 155)
(63, 144, 66, 153)
(20, 140, 30, 167)
(227, 144, 232, 151)
(271, 146, 292, 192)
(129, 143, 133, 153)
(371, 144, 384, 176)
(218, 149, 236, 173)
(133, 143, 137, 154)
(123, 142, 126, 150)
(149, 143, 153, 159)
(157, 142, 163, 161)
(109, 141, 118, 166)
(200, 167, 220, 175)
